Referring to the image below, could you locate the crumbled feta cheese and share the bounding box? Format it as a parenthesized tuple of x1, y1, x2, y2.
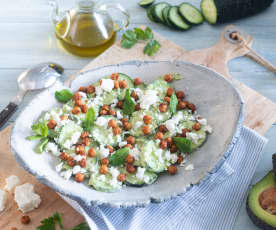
(165, 151, 171, 161)
(55, 162, 63, 172)
(140, 90, 158, 109)
(4, 175, 21, 191)
(109, 167, 120, 179)
(197, 118, 207, 126)
(101, 79, 114, 92)
(0, 189, 7, 212)
(79, 91, 87, 98)
(136, 167, 146, 180)
(186, 132, 199, 144)
(71, 131, 81, 145)
(144, 175, 150, 184)
(203, 125, 212, 133)
(156, 139, 161, 144)
(129, 147, 140, 161)
(185, 164, 194, 171)
(95, 117, 108, 127)
(73, 165, 81, 175)
(61, 170, 73, 180)
(110, 179, 119, 187)
(14, 183, 41, 213)
(95, 86, 103, 95)
(165, 119, 176, 133)
(170, 154, 178, 164)
(99, 145, 110, 159)
(116, 110, 123, 119)
(45, 142, 60, 156)
(63, 140, 71, 149)
(74, 155, 84, 162)
(89, 164, 98, 173)
(119, 141, 127, 147)
(133, 88, 143, 98)
(98, 175, 106, 182)
(155, 149, 164, 163)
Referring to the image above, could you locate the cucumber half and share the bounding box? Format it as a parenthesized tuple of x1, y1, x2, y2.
(139, 0, 155, 8)
(200, 0, 217, 24)
(168, 6, 191, 30)
(178, 3, 204, 25)
(152, 2, 170, 23)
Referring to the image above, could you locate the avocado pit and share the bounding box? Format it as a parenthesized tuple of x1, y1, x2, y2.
(259, 188, 276, 215)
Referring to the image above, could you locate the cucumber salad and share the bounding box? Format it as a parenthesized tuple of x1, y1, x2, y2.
(27, 73, 212, 192)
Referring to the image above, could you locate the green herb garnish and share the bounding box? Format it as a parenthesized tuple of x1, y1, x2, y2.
(122, 89, 136, 115)
(121, 26, 161, 56)
(70, 222, 90, 230)
(109, 147, 129, 166)
(169, 93, 177, 114)
(27, 120, 48, 141)
(55, 89, 73, 103)
(37, 211, 63, 230)
(173, 137, 192, 153)
(82, 107, 95, 132)
(35, 137, 49, 154)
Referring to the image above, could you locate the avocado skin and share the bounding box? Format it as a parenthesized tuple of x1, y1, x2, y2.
(273, 154, 276, 182)
(246, 198, 276, 230)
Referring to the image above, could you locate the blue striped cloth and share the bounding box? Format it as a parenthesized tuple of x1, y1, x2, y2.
(61, 126, 267, 230)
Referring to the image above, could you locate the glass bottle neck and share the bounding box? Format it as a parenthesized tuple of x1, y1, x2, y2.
(77, 0, 95, 12)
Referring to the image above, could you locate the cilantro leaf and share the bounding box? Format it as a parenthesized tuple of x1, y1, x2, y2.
(123, 89, 136, 115)
(55, 89, 73, 103)
(37, 212, 64, 230)
(70, 222, 90, 230)
(122, 30, 137, 41)
(82, 107, 95, 132)
(169, 93, 177, 114)
(109, 147, 129, 166)
(144, 26, 154, 40)
(121, 39, 136, 49)
(121, 30, 137, 49)
(143, 39, 161, 56)
(134, 28, 147, 40)
(172, 137, 192, 153)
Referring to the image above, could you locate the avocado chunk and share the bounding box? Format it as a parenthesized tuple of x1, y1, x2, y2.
(246, 171, 276, 230)
(273, 154, 276, 182)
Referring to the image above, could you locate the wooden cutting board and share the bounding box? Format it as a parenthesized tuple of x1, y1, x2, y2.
(1, 25, 276, 230)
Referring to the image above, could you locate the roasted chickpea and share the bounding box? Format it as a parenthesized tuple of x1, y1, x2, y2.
(21, 215, 31, 225)
(106, 145, 114, 153)
(119, 80, 127, 89)
(99, 79, 102, 85)
(109, 109, 117, 116)
(75, 173, 85, 182)
(11, 227, 18, 230)
(72, 106, 81, 115)
(81, 131, 89, 139)
(124, 144, 133, 149)
(182, 128, 190, 137)
(47, 120, 56, 129)
(81, 104, 88, 113)
(164, 74, 173, 82)
(123, 122, 132, 130)
(166, 87, 174, 96)
(155, 132, 164, 140)
(75, 99, 84, 107)
(192, 122, 201, 131)
(126, 164, 136, 174)
(113, 127, 122, 135)
(82, 137, 90, 146)
(126, 136, 136, 145)
(88, 147, 96, 157)
(135, 104, 141, 111)
(134, 78, 142, 85)
(60, 115, 68, 120)
(142, 126, 151, 135)
(164, 96, 170, 103)
(176, 91, 185, 99)
(101, 158, 109, 165)
(73, 92, 82, 101)
(100, 109, 108, 116)
(108, 119, 117, 128)
(102, 105, 110, 111)
(131, 91, 139, 100)
(87, 85, 95, 94)
(60, 152, 69, 161)
(165, 137, 173, 147)
(159, 140, 168, 149)
(117, 173, 126, 182)
(159, 103, 168, 112)
(75, 145, 85, 155)
(170, 144, 178, 153)
(187, 103, 196, 113)
(79, 159, 87, 168)
(158, 125, 168, 133)
(143, 115, 152, 125)
(177, 155, 184, 164)
(168, 165, 178, 175)
(111, 73, 119, 80)
(177, 101, 187, 110)
(125, 154, 134, 164)
(67, 158, 76, 167)
(100, 164, 108, 174)
(121, 117, 128, 123)
(79, 86, 87, 93)
(117, 101, 123, 109)
(114, 80, 119, 89)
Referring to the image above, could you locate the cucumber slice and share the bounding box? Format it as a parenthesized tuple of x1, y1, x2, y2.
(139, 0, 155, 8)
(147, 78, 171, 98)
(152, 2, 169, 23)
(201, 0, 217, 24)
(135, 82, 147, 90)
(118, 73, 134, 88)
(147, 5, 159, 22)
(89, 173, 122, 192)
(168, 6, 191, 30)
(178, 3, 204, 25)
(162, 6, 174, 27)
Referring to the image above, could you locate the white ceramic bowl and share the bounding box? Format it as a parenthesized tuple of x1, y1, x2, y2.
(11, 61, 244, 207)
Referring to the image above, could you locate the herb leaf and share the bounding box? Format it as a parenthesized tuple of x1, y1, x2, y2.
(31, 121, 48, 137)
(143, 39, 161, 56)
(169, 93, 177, 114)
(82, 108, 95, 132)
(55, 89, 73, 103)
(37, 212, 63, 230)
(144, 26, 154, 40)
(123, 89, 136, 115)
(121, 30, 137, 49)
(173, 137, 192, 153)
(35, 138, 49, 154)
(109, 148, 129, 166)
(172, 74, 184, 80)
(26, 135, 44, 141)
(123, 30, 137, 41)
(121, 38, 137, 49)
(70, 222, 90, 230)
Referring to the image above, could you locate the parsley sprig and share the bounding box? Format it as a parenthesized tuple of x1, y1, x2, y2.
(121, 26, 161, 56)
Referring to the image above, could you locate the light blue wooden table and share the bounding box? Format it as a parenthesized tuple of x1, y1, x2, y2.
(0, 0, 275, 229)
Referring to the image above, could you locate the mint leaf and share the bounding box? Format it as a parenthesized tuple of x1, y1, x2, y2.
(37, 212, 63, 230)
(31, 121, 48, 137)
(35, 138, 49, 154)
(173, 137, 192, 153)
(55, 89, 73, 103)
(143, 39, 161, 56)
(70, 222, 90, 230)
(121, 39, 136, 49)
(169, 93, 177, 114)
(144, 26, 154, 40)
(26, 135, 43, 141)
(109, 148, 129, 166)
(134, 28, 147, 40)
(123, 89, 136, 115)
(122, 30, 137, 41)
(82, 107, 95, 132)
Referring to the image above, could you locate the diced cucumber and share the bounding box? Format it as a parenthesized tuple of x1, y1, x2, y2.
(200, 0, 217, 24)
(178, 3, 204, 25)
(162, 6, 174, 27)
(139, 0, 155, 8)
(152, 2, 170, 23)
(168, 6, 191, 30)
(147, 78, 171, 98)
(88, 173, 122, 192)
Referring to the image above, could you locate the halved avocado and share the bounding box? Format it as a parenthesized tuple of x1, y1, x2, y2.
(246, 171, 276, 230)
(273, 154, 276, 182)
